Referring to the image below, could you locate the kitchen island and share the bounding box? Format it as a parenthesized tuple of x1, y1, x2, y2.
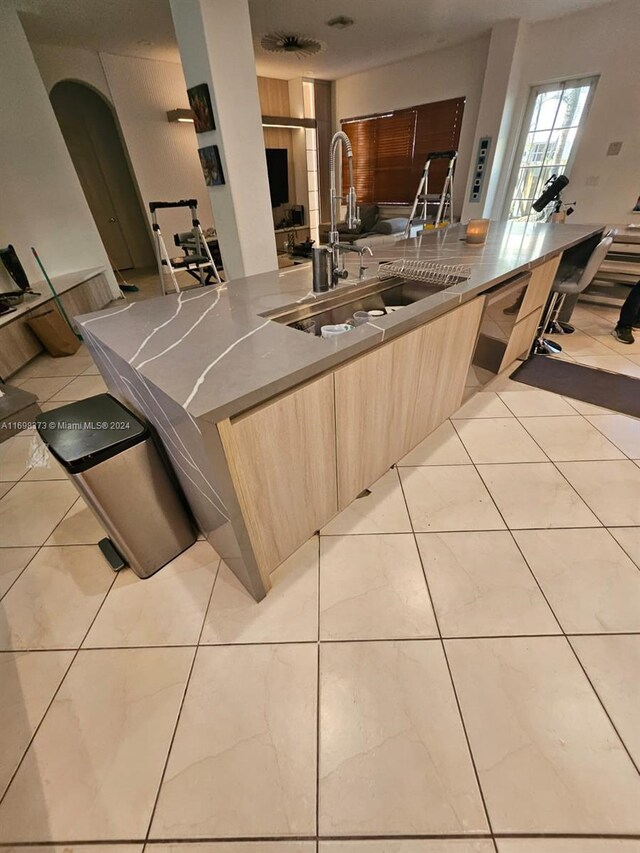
(78, 221, 602, 600)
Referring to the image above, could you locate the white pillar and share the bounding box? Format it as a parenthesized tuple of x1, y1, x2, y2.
(170, 0, 278, 279)
(461, 19, 527, 222)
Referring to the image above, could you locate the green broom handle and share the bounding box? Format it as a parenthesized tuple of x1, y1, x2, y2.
(31, 247, 82, 341)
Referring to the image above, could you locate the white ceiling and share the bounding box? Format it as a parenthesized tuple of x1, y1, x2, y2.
(15, 0, 616, 80)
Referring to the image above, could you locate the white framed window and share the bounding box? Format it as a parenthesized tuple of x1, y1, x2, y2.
(504, 76, 598, 222)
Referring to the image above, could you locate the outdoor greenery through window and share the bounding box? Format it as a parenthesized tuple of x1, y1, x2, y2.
(506, 76, 598, 221)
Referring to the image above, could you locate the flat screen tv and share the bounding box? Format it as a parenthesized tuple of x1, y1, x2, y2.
(266, 148, 289, 208)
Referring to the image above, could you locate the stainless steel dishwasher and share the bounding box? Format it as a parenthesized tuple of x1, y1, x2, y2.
(472, 272, 532, 381)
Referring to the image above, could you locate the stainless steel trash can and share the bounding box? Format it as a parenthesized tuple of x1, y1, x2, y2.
(37, 393, 196, 578)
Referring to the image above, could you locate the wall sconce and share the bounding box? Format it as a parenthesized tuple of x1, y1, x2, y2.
(167, 109, 195, 124)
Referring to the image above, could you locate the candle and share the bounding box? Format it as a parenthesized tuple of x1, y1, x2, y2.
(465, 218, 490, 244)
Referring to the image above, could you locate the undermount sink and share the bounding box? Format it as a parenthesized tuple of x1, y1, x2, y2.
(262, 277, 450, 336)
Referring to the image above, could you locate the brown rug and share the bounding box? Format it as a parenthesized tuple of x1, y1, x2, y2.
(511, 355, 640, 418)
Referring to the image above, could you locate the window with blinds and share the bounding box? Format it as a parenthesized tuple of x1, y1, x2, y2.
(341, 97, 465, 204)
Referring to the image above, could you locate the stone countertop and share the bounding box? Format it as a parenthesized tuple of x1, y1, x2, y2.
(77, 222, 602, 423)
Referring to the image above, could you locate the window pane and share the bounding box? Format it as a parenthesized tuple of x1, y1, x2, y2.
(514, 166, 542, 200)
(522, 131, 551, 166)
(509, 199, 530, 221)
(553, 85, 591, 129)
(531, 91, 562, 132)
(546, 126, 578, 166)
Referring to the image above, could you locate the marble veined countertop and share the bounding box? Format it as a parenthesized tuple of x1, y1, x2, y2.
(77, 222, 602, 422)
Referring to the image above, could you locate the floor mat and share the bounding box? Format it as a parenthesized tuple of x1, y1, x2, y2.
(511, 355, 640, 418)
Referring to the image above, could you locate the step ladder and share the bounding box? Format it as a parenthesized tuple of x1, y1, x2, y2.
(403, 150, 458, 239)
(149, 199, 222, 296)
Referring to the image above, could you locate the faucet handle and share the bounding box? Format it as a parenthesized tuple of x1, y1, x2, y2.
(346, 188, 360, 230)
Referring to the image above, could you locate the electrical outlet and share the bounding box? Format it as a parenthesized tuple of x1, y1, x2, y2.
(607, 141, 623, 156)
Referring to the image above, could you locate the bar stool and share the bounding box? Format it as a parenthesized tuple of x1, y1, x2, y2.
(533, 233, 613, 354)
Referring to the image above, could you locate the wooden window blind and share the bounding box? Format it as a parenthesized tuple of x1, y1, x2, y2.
(341, 97, 465, 204)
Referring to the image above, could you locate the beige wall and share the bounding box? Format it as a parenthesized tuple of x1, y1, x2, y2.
(335, 0, 640, 226)
(334, 37, 490, 220)
(32, 43, 215, 240)
(501, 0, 640, 224)
(0, 10, 118, 293)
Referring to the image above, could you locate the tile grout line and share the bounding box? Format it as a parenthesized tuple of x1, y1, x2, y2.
(516, 411, 633, 464)
(447, 425, 640, 780)
(394, 463, 498, 842)
(320, 523, 640, 535)
(466, 402, 611, 530)
(471, 456, 640, 780)
(583, 414, 639, 461)
(4, 831, 640, 847)
(450, 416, 552, 466)
(565, 633, 640, 778)
(604, 529, 640, 575)
(0, 556, 120, 809)
(0, 535, 39, 603)
(142, 557, 222, 841)
(315, 531, 321, 843)
(512, 529, 640, 778)
(3, 627, 640, 655)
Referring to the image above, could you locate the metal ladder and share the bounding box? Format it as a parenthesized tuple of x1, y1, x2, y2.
(149, 199, 222, 296)
(403, 150, 457, 238)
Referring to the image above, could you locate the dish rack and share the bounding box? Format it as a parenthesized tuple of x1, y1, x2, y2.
(378, 259, 471, 287)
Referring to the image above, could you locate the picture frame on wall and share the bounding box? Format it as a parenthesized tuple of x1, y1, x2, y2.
(198, 145, 225, 186)
(187, 83, 216, 133)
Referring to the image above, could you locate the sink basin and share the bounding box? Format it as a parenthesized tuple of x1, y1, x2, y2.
(263, 277, 448, 336)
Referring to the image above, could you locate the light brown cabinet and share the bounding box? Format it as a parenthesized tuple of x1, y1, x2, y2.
(517, 255, 562, 322)
(499, 310, 542, 371)
(334, 297, 485, 507)
(218, 373, 337, 582)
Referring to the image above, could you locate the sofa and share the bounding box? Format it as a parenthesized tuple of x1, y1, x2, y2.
(319, 204, 409, 248)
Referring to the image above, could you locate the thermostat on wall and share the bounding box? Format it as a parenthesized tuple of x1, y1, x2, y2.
(469, 136, 491, 203)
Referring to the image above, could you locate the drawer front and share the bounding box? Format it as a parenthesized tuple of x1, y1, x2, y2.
(517, 255, 561, 321)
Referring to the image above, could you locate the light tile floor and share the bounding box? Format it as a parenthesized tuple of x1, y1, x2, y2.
(1, 303, 640, 848)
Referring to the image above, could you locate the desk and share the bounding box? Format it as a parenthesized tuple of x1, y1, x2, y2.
(0, 268, 112, 377)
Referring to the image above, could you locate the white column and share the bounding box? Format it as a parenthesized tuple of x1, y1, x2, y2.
(461, 19, 527, 222)
(170, 0, 278, 280)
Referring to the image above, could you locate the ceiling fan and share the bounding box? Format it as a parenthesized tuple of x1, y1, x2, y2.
(259, 32, 323, 58)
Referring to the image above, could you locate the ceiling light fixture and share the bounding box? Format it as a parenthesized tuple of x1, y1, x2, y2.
(167, 109, 195, 123)
(260, 32, 323, 58)
(326, 16, 354, 29)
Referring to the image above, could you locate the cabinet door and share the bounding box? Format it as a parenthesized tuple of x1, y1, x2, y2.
(335, 298, 484, 507)
(499, 310, 542, 372)
(412, 296, 486, 443)
(517, 255, 561, 321)
(218, 374, 337, 578)
(334, 323, 424, 507)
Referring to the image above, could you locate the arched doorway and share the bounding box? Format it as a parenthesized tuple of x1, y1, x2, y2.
(50, 80, 154, 271)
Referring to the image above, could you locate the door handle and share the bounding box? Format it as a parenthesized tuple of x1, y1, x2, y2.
(109, 217, 117, 223)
